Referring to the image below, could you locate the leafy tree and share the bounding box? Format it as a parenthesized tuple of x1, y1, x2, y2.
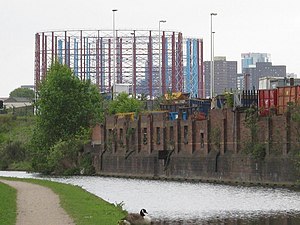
(31, 62, 104, 173)
(9, 88, 34, 99)
(108, 92, 144, 115)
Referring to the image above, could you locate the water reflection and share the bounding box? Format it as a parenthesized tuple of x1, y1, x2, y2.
(1, 171, 300, 225)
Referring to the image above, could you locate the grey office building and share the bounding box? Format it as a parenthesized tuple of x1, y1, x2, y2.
(204, 57, 237, 97)
(243, 62, 286, 90)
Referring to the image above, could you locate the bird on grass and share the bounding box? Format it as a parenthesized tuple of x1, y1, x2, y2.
(118, 208, 151, 225)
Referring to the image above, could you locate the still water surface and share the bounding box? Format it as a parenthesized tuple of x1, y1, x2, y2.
(1, 171, 300, 224)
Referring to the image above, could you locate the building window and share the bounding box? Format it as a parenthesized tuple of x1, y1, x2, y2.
(184, 126, 188, 144)
(143, 128, 147, 145)
(200, 132, 204, 148)
(170, 126, 174, 142)
(131, 128, 135, 145)
(156, 127, 161, 145)
(119, 128, 123, 146)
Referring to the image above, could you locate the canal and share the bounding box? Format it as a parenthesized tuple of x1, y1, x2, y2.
(1, 171, 300, 225)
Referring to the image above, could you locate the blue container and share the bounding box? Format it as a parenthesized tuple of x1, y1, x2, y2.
(169, 112, 178, 120)
(189, 99, 211, 116)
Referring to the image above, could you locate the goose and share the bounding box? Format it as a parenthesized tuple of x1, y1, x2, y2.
(118, 208, 151, 225)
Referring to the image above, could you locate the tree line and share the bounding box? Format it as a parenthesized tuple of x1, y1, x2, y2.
(0, 62, 144, 175)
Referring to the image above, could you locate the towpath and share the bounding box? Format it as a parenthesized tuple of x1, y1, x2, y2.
(0, 179, 75, 225)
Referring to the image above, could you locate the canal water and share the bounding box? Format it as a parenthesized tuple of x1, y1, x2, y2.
(1, 171, 300, 225)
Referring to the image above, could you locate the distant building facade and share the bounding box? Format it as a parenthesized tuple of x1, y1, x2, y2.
(241, 53, 271, 70)
(204, 57, 237, 97)
(243, 62, 286, 90)
(259, 77, 300, 89)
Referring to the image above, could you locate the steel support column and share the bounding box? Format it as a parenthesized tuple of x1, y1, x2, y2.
(34, 33, 40, 90)
(64, 31, 67, 65)
(108, 39, 112, 90)
(133, 31, 136, 97)
(96, 36, 100, 88)
(148, 31, 153, 98)
(51, 32, 54, 63)
(200, 39, 204, 97)
(162, 31, 166, 95)
(171, 32, 176, 93)
(100, 37, 104, 91)
(44, 35, 47, 79)
(177, 32, 183, 92)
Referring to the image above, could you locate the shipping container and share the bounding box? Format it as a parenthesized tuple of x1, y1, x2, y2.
(277, 86, 300, 114)
(258, 89, 277, 116)
(189, 99, 211, 115)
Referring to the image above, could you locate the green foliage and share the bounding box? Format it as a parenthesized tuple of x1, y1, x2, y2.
(244, 107, 266, 160)
(210, 127, 221, 151)
(108, 92, 144, 115)
(224, 91, 234, 108)
(0, 182, 16, 225)
(0, 115, 34, 170)
(9, 87, 34, 99)
(290, 105, 300, 175)
(244, 107, 259, 141)
(244, 142, 266, 160)
(47, 132, 94, 175)
(31, 62, 103, 174)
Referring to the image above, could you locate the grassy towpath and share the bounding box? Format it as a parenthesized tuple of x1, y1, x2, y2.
(0, 177, 127, 225)
(0, 181, 17, 225)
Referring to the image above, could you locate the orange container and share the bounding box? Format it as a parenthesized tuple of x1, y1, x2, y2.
(277, 86, 300, 114)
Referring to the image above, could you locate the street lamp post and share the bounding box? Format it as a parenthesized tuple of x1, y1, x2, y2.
(112, 9, 118, 97)
(212, 31, 215, 95)
(210, 13, 217, 98)
(159, 20, 166, 96)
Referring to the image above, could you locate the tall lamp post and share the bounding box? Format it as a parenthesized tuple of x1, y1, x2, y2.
(212, 31, 215, 95)
(159, 20, 166, 96)
(112, 9, 118, 97)
(210, 13, 217, 98)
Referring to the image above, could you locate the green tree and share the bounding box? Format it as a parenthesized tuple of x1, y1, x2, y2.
(9, 88, 34, 99)
(108, 92, 144, 115)
(31, 62, 103, 173)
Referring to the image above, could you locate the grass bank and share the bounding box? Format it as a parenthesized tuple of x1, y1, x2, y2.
(0, 177, 126, 225)
(0, 181, 17, 225)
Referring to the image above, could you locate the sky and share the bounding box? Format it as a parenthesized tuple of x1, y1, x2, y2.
(1, 0, 300, 97)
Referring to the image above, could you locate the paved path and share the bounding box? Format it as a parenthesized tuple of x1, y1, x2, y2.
(0, 180, 75, 225)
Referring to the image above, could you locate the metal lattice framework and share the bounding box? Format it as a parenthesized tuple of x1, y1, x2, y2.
(35, 29, 204, 98)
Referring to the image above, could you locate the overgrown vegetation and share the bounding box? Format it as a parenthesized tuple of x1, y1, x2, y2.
(289, 104, 300, 177)
(0, 115, 34, 170)
(210, 127, 221, 151)
(224, 91, 234, 108)
(244, 107, 266, 160)
(31, 62, 104, 175)
(0, 62, 148, 175)
(108, 92, 144, 115)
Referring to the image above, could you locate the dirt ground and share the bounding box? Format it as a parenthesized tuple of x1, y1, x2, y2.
(0, 179, 75, 225)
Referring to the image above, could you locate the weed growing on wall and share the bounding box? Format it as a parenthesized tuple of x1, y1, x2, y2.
(244, 107, 266, 160)
(210, 127, 221, 151)
(290, 105, 300, 176)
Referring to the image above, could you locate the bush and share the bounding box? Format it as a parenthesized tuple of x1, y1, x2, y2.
(244, 142, 266, 160)
(46, 134, 95, 175)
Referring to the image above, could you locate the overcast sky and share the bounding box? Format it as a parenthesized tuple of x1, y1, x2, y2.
(1, 0, 299, 97)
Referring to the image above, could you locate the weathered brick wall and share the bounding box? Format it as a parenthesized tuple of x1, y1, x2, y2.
(88, 108, 299, 184)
